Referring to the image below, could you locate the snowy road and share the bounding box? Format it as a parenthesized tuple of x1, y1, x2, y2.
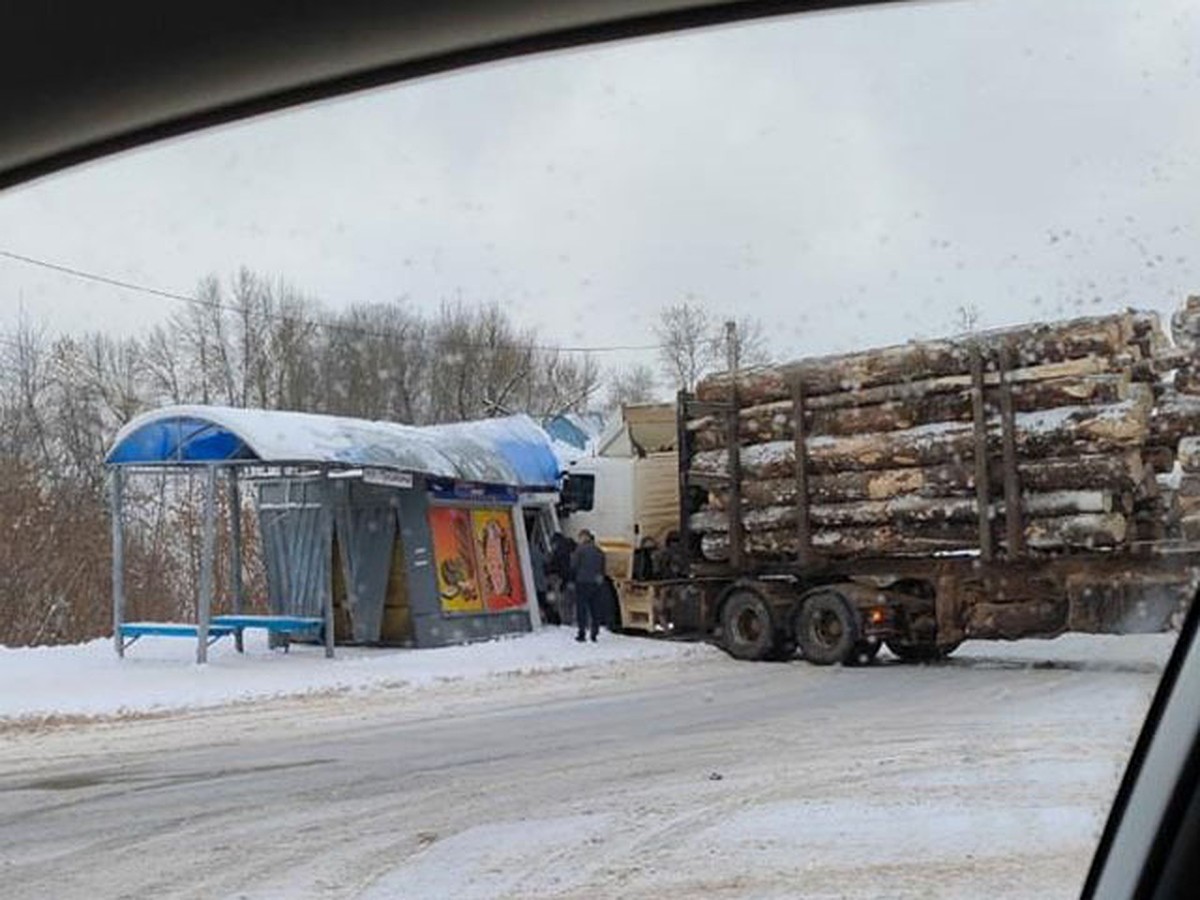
(0, 633, 1171, 899)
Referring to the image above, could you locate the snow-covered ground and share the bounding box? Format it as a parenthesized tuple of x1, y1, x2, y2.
(0, 627, 1173, 725)
(0, 627, 714, 724)
(0, 629, 1180, 899)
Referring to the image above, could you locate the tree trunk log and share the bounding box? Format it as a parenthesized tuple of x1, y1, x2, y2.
(690, 400, 1150, 477)
(688, 375, 1135, 450)
(1178, 437, 1200, 473)
(695, 312, 1155, 403)
(691, 490, 1120, 533)
(698, 512, 1128, 560)
(1174, 367, 1200, 395)
(704, 455, 1142, 509)
(1170, 296, 1200, 354)
(1149, 390, 1200, 448)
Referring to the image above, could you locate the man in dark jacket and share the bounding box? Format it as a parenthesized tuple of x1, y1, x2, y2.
(570, 529, 606, 643)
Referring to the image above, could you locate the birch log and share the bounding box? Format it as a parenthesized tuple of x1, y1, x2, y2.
(1170, 295, 1200, 354)
(1179, 436, 1200, 473)
(690, 490, 1119, 533)
(1173, 368, 1200, 395)
(705, 456, 1141, 509)
(1149, 390, 1200, 448)
(688, 375, 1135, 450)
(698, 356, 1134, 407)
(690, 400, 1150, 477)
(698, 512, 1128, 560)
(695, 312, 1157, 403)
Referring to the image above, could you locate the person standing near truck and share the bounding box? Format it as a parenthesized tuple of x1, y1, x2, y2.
(529, 538, 559, 625)
(570, 529, 606, 643)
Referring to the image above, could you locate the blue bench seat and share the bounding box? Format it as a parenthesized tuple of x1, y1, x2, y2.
(117, 622, 236, 654)
(119, 622, 236, 639)
(211, 615, 324, 633)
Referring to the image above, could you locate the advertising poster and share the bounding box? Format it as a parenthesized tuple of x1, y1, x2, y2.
(428, 506, 484, 614)
(471, 508, 527, 612)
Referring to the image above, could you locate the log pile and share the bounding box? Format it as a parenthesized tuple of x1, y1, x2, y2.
(686, 306, 1200, 563)
(1166, 436, 1200, 542)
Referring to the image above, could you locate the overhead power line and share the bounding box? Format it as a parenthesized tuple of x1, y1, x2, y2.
(0, 248, 662, 355)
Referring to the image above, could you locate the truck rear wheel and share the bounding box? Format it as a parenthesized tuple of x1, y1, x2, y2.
(795, 590, 861, 666)
(720, 588, 776, 661)
(885, 640, 961, 663)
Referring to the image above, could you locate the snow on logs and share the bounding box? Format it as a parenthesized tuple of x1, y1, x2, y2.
(694, 311, 1160, 405)
(699, 513, 1131, 561)
(686, 306, 1200, 561)
(690, 400, 1152, 479)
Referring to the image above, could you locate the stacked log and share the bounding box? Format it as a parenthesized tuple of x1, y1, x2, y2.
(691, 400, 1151, 479)
(1162, 295, 1200, 400)
(1150, 296, 1200, 540)
(1171, 435, 1200, 540)
(703, 456, 1144, 510)
(695, 313, 1153, 405)
(700, 513, 1130, 562)
(687, 308, 1182, 562)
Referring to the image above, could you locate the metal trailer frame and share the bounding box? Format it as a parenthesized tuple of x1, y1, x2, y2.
(666, 341, 1200, 659)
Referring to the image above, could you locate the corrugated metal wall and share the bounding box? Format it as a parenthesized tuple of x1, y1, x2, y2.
(332, 483, 398, 643)
(258, 479, 330, 619)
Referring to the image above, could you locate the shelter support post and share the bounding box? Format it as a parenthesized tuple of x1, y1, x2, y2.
(110, 468, 126, 658)
(321, 472, 336, 659)
(197, 464, 217, 664)
(513, 503, 542, 630)
(228, 470, 244, 652)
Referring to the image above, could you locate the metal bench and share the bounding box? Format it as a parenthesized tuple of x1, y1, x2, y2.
(211, 615, 325, 652)
(118, 621, 236, 653)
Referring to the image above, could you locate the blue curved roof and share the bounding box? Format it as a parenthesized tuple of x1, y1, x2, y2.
(106, 405, 561, 489)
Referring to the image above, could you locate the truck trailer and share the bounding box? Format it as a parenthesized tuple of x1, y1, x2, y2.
(561, 306, 1200, 664)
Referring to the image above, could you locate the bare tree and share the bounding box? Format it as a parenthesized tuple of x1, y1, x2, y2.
(606, 363, 657, 409)
(722, 315, 770, 368)
(0, 313, 53, 467)
(0, 268, 628, 645)
(144, 324, 186, 404)
(322, 301, 428, 422)
(655, 301, 715, 392)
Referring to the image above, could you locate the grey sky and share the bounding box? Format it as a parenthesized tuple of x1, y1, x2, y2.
(0, 0, 1197, 380)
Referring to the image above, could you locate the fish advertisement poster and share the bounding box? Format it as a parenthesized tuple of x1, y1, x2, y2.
(428, 506, 484, 614)
(428, 505, 526, 615)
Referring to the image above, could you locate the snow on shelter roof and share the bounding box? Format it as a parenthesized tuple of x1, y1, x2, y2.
(105, 405, 562, 489)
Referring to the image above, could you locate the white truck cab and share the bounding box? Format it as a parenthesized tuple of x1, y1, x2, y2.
(558, 403, 679, 582)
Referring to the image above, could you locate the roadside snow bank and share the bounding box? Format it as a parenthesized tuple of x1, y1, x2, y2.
(0, 628, 712, 722)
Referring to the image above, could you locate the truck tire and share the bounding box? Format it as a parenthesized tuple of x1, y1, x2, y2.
(885, 640, 961, 663)
(720, 588, 777, 661)
(795, 590, 861, 666)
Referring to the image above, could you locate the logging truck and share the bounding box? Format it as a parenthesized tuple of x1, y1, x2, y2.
(561, 307, 1200, 664)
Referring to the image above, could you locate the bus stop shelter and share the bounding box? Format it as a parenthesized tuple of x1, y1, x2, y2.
(105, 405, 561, 663)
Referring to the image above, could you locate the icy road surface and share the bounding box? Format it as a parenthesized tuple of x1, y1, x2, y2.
(0, 630, 1174, 899)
